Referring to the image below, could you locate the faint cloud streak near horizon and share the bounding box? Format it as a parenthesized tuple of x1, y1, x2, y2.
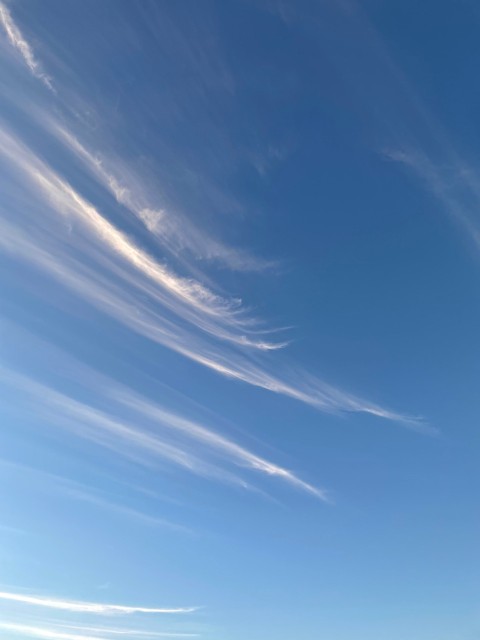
(0, 591, 198, 615)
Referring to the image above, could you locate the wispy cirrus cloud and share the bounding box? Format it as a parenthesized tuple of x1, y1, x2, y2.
(0, 457, 189, 533)
(0, 623, 198, 640)
(0, 1, 272, 275)
(63, 486, 192, 534)
(48, 625, 198, 638)
(323, 1, 480, 255)
(0, 363, 329, 500)
(385, 147, 480, 250)
(0, 121, 424, 429)
(0, 0, 427, 435)
(0, 2, 54, 91)
(114, 391, 328, 498)
(0, 623, 102, 640)
(50, 123, 276, 274)
(0, 125, 282, 352)
(54, 625, 200, 638)
(0, 591, 198, 615)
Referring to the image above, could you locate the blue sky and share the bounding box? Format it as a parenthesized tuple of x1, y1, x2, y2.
(0, 0, 479, 638)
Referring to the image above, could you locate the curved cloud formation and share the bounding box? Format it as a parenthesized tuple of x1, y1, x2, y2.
(0, 126, 424, 429)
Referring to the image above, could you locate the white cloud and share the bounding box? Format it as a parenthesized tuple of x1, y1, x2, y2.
(0, 6, 426, 430)
(385, 147, 480, 250)
(0, 454, 189, 533)
(0, 623, 198, 640)
(0, 592, 197, 615)
(113, 391, 330, 500)
(0, 623, 103, 640)
(321, 1, 480, 258)
(64, 487, 192, 534)
(48, 625, 198, 638)
(0, 80, 426, 430)
(0, 125, 283, 352)
(0, 365, 329, 499)
(0, 203, 424, 432)
(0, 2, 54, 91)
(49, 122, 275, 274)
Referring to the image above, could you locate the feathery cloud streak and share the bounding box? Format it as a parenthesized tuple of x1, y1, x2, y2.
(0, 2, 54, 91)
(51, 123, 275, 274)
(0, 1, 270, 273)
(0, 591, 197, 615)
(0, 125, 282, 352)
(325, 1, 480, 253)
(0, 364, 329, 499)
(43, 625, 198, 638)
(0, 623, 198, 640)
(0, 456, 189, 532)
(114, 391, 328, 498)
(0, 3, 423, 428)
(385, 147, 480, 249)
(0, 182, 420, 429)
(0, 623, 104, 640)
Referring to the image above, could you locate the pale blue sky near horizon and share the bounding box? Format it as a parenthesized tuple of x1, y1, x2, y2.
(0, 1, 479, 639)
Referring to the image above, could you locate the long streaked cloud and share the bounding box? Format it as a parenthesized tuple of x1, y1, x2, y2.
(116, 391, 326, 498)
(43, 624, 198, 638)
(0, 364, 329, 499)
(0, 623, 102, 640)
(324, 1, 480, 255)
(0, 125, 282, 352)
(0, 457, 189, 533)
(63, 486, 191, 534)
(0, 592, 198, 615)
(0, 1, 271, 274)
(0, 128, 237, 321)
(0, 2, 54, 91)
(385, 147, 480, 250)
(0, 3, 424, 429)
(0, 448, 191, 536)
(0, 623, 198, 640)
(50, 123, 276, 274)
(0, 193, 422, 430)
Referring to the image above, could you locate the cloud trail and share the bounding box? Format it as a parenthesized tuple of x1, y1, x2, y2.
(113, 391, 329, 499)
(0, 455, 189, 532)
(64, 486, 192, 533)
(0, 623, 199, 640)
(0, 3, 425, 429)
(0, 205, 422, 430)
(385, 147, 480, 250)
(0, 623, 103, 640)
(0, 1, 273, 275)
(50, 123, 275, 274)
(322, 0, 480, 256)
(0, 2, 54, 91)
(45, 625, 198, 638)
(0, 592, 197, 615)
(0, 365, 329, 499)
(0, 125, 283, 352)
